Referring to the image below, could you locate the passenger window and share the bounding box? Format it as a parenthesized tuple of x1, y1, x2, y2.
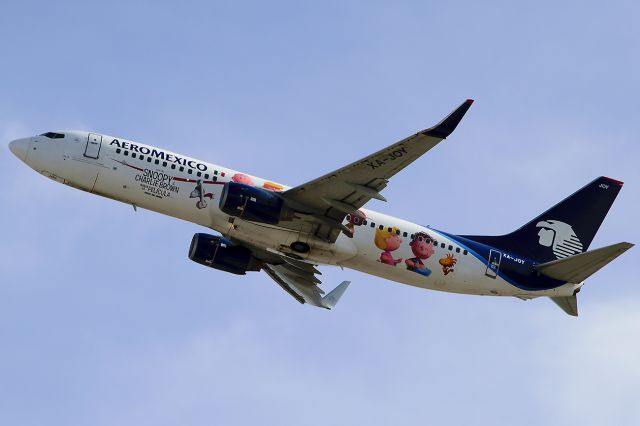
(403, 232, 408, 237)
(396, 229, 401, 235)
(370, 222, 375, 228)
(116, 148, 121, 154)
(205, 173, 209, 179)
(162, 161, 167, 167)
(456, 247, 460, 253)
(171, 164, 176, 169)
(131, 153, 136, 159)
(214, 170, 218, 175)
(362, 220, 367, 225)
(179, 166, 184, 172)
(139, 155, 144, 161)
(463, 250, 468, 255)
(448, 245, 453, 251)
(410, 234, 415, 239)
(197, 171, 202, 177)
(188, 169, 192, 174)
(124, 151, 129, 156)
(154, 159, 159, 165)
(388, 227, 392, 232)
(441, 243, 445, 248)
(147, 157, 152, 163)
(379, 225, 384, 230)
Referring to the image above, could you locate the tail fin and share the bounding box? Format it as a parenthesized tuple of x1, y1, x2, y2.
(462, 176, 624, 262)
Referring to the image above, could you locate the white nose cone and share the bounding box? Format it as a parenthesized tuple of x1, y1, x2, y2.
(9, 138, 29, 161)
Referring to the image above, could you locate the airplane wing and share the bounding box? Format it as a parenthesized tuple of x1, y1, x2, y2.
(263, 257, 350, 309)
(281, 99, 474, 241)
(231, 239, 351, 309)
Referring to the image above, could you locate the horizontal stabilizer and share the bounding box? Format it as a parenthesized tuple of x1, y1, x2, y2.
(535, 242, 633, 283)
(550, 295, 579, 316)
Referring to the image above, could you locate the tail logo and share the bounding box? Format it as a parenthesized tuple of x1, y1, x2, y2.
(536, 220, 583, 259)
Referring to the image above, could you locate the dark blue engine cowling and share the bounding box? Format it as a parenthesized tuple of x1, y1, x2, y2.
(219, 182, 285, 224)
(188, 233, 259, 275)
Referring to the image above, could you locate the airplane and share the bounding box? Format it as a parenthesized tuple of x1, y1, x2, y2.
(8, 100, 633, 316)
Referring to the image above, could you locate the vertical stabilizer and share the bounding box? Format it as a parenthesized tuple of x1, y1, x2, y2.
(462, 176, 623, 262)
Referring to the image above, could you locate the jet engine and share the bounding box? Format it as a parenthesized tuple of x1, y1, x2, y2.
(188, 233, 261, 275)
(219, 182, 294, 224)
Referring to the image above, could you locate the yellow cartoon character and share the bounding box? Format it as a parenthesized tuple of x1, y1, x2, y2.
(375, 227, 403, 266)
(439, 253, 457, 275)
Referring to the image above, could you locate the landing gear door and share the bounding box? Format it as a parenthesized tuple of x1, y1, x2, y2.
(485, 249, 502, 278)
(84, 133, 102, 159)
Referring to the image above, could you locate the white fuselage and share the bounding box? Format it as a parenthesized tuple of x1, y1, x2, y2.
(12, 131, 579, 299)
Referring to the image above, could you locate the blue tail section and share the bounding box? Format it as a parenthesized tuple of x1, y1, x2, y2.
(461, 176, 623, 263)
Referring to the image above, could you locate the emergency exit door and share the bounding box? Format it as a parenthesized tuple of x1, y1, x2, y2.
(84, 133, 102, 159)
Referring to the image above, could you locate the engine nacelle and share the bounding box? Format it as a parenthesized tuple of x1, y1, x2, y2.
(219, 182, 293, 224)
(188, 233, 260, 275)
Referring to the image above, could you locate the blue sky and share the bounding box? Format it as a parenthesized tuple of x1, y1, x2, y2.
(1, 1, 639, 425)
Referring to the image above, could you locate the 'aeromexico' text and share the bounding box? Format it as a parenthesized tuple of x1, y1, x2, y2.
(110, 139, 208, 171)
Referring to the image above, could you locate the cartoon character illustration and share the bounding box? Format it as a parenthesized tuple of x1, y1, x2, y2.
(439, 253, 457, 275)
(190, 180, 214, 209)
(232, 173, 254, 186)
(375, 227, 403, 266)
(405, 232, 435, 276)
(263, 181, 284, 191)
(345, 211, 366, 236)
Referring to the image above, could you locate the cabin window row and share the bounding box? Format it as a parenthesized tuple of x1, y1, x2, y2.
(115, 148, 220, 180)
(347, 215, 468, 255)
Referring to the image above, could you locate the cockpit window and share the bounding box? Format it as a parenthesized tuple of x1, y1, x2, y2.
(40, 132, 65, 139)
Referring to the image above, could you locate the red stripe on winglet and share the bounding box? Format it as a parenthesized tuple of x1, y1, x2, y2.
(465, 99, 475, 105)
(604, 176, 624, 185)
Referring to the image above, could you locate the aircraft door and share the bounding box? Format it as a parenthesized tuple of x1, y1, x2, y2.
(84, 133, 102, 159)
(485, 249, 502, 278)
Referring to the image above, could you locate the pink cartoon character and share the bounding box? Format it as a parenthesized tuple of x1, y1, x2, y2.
(405, 232, 435, 276)
(232, 173, 253, 186)
(374, 227, 403, 266)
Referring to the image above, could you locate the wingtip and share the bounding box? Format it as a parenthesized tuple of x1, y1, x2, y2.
(321, 280, 351, 309)
(422, 99, 474, 139)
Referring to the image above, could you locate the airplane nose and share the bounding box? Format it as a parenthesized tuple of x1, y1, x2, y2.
(9, 138, 29, 161)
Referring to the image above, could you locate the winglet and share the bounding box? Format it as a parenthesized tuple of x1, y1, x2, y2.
(422, 99, 474, 139)
(320, 281, 351, 309)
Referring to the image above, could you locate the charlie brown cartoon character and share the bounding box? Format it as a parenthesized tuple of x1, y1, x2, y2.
(374, 227, 403, 266)
(405, 232, 435, 276)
